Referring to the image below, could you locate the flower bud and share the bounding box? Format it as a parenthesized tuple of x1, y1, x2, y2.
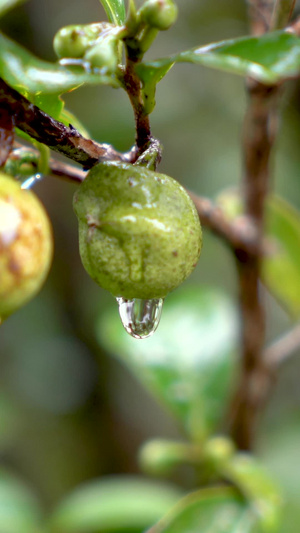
(140, 0, 178, 31)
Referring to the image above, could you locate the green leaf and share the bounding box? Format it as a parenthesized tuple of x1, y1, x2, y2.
(223, 455, 282, 532)
(147, 486, 261, 533)
(216, 190, 300, 318)
(0, 469, 43, 533)
(0, 0, 27, 18)
(137, 31, 300, 113)
(97, 286, 238, 441)
(0, 32, 121, 99)
(49, 476, 182, 533)
(99, 0, 126, 25)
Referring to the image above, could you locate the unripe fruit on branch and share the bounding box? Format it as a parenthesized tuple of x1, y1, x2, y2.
(0, 173, 53, 321)
(73, 162, 202, 300)
(53, 22, 117, 59)
(84, 38, 118, 72)
(140, 0, 178, 30)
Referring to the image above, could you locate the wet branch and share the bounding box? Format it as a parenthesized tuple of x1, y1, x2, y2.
(0, 78, 137, 168)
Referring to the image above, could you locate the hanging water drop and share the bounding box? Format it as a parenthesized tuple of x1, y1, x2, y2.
(116, 297, 164, 339)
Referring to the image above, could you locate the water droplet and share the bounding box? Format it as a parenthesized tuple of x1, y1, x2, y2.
(116, 297, 163, 339)
(21, 173, 43, 190)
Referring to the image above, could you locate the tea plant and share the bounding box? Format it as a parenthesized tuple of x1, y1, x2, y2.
(1, 0, 300, 531)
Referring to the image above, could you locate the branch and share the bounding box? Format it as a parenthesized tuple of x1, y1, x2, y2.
(246, 0, 275, 35)
(0, 105, 14, 165)
(188, 192, 262, 256)
(123, 45, 152, 155)
(264, 323, 300, 366)
(0, 78, 137, 168)
(270, 0, 296, 30)
(229, 80, 281, 450)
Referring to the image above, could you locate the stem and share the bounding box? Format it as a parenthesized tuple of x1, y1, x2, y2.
(123, 45, 152, 154)
(0, 105, 14, 166)
(264, 323, 300, 366)
(229, 81, 281, 450)
(270, 0, 296, 30)
(11, 144, 264, 256)
(246, 0, 274, 35)
(0, 78, 137, 168)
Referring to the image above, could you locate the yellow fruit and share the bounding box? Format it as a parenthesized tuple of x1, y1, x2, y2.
(0, 173, 53, 321)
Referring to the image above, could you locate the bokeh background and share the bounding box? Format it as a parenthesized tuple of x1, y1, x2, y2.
(1, 0, 300, 530)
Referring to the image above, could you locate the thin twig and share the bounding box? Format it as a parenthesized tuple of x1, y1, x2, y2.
(188, 193, 262, 255)
(123, 46, 152, 154)
(0, 78, 137, 168)
(271, 0, 296, 30)
(264, 323, 300, 366)
(229, 80, 281, 450)
(246, 0, 274, 35)
(10, 144, 264, 255)
(0, 105, 14, 165)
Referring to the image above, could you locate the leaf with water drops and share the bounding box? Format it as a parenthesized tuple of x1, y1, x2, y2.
(97, 286, 239, 440)
(217, 189, 300, 318)
(147, 486, 262, 533)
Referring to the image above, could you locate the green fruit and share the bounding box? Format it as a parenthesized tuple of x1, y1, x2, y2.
(140, 0, 178, 30)
(0, 173, 53, 321)
(73, 162, 202, 299)
(53, 22, 114, 59)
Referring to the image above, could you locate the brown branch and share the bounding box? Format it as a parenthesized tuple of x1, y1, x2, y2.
(264, 323, 300, 366)
(229, 80, 281, 450)
(0, 78, 137, 168)
(0, 105, 15, 165)
(246, 0, 274, 35)
(9, 143, 265, 256)
(271, 0, 296, 30)
(188, 192, 262, 256)
(123, 47, 152, 154)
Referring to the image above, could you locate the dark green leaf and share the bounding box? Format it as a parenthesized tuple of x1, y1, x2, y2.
(147, 487, 260, 533)
(97, 286, 238, 441)
(0, 0, 27, 17)
(99, 0, 126, 25)
(216, 190, 300, 318)
(0, 32, 121, 99)
(49, 476, 182, 533)
(137, 31, 300, 113)
(0, 469, 43, 533)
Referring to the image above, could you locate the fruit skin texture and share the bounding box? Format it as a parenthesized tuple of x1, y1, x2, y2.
(73, 162, 202, 299)
(0, 173, 53, 320)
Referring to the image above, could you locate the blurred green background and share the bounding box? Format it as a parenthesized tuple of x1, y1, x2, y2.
(1, 0, 300, 531)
